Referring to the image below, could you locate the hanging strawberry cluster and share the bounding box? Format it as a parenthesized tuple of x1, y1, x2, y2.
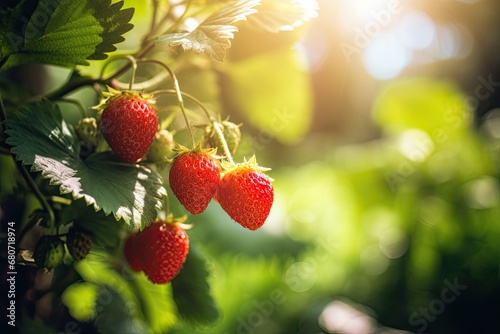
(89, 57, 274, 283)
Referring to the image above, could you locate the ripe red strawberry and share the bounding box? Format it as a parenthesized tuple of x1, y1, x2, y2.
(97, 87, 158, 163)
(217, 158, 274, 230)
(124, 234, 142, 272)
(169, 146, 220, 214)
(136, 220, 189, 284)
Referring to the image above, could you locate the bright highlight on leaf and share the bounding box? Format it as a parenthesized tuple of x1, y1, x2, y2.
(4, 101, 166, 229)
(248, 0, 319, 32)
(152, 0, 260, 62)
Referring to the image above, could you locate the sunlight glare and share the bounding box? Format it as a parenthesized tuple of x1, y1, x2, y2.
(397, 11, 436, 50)
(362, 32, 410, 80)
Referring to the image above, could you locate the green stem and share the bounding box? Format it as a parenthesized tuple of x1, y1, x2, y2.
(212, 121, 235, 165)
(16, 164, 56, 242)
(59, 98, 87, 118)
(152, 89, 235, 163)
(114, 71, 169, 91)
(151, 89, 212, 121)
(46, 42, 156, 101)
(20, 165, 55, 228)
(45, 77, 106, 102)
(48, 196, 72, 206)
(126, 55, 138, 90)
(149, 0, 160, 37)
(155, 0, 193, 36)
(140, 59, 196, 148)
(0, 92, 7, 133)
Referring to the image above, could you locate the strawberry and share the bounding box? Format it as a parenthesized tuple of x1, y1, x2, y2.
(66, 225, 92, 261)
(123, 234, 142, 272)
(96, 87, 158, 163)
(136, 220, 189, 284)
(33, 235, 66, 270)
(169, 146, 220, 214)
(75, 117, 99, 147)
(217, 157, 274, 230)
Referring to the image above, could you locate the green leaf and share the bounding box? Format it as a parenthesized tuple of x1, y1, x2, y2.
(94, 285, 147, 334)
(0, 0, 38, 60)
(75, 251, 176, 333)
(171, 245, 220, 325)
(153, 0, 259, 62)
(0, 0, 134, 70)
(248, 0, 319, 33)
(62, 282, 99, 321)
(60, 200, 124, 250)
(1, 0, 102, 70)
(87, 0, 135, 60)
(132, 270, 177, 332)
(0, 155, 17, 195)
(4, 100, 166, 229)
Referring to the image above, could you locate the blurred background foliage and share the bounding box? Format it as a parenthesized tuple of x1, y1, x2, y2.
(181, 0, 500, 333)
(1, 0, 499, 333)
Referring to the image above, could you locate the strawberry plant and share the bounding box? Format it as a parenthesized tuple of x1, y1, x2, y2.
(0, 0, 317, 332)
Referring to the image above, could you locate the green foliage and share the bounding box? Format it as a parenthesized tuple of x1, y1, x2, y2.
(0, 0, 133, 70)
(171, 245, 220, 325)
(153, 0, 259, 62)
(4, 101, 166, 229)
(0, 0, 498, 332)
(60, 200, 123, 250)
(93, 286, 148, 334)
(87, 0, 135, 60)
(0, 155, 17, 195)
(0, 0, 321, 332)
(247, 0, 319, 32)
(61, 282, 98, 321)
(73, 250, 177, 333)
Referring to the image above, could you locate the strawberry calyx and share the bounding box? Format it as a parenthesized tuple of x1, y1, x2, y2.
(221, 155, 273, 180)
(93, 86, 156, 116)
(171, 143, 222, 161)
(157, 213, 192, 230)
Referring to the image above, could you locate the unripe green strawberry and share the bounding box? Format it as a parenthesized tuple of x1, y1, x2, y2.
(33, 236, 65, 270)
(75, 117, 99, 146)
(217, 157, 274, 230)
(96, 87, 158, 163)
(204, 121, 241, 156)
(66, 225, 92, 262)
(169, 146, 220, 214)
(147, 129, 175, 162)
(123, 233, 142, 272)
(136, 220, 189, 284)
